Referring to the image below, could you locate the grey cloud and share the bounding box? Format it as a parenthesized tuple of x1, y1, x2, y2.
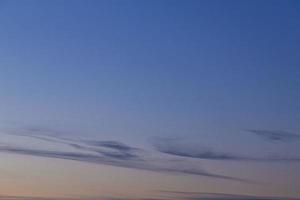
(100, 151, 139, 160)
(69, 143, 140, 161)
(105, 198, 167, 200)
(84, 140, 135, 151)
(77, 140, 141, 160)
(20, 126, 64, 137)
(3, 126, 71, 145)
(246, 129, 300, 142)
(152, 137, 247, 161)
(4, 128, 141, 161)
(0, 196, 77, 200)
(154, 144, 244, 161)
(0, 126, 252, 182)
(158, 168, 246, 182)
(0, 195, 104, 200)
(1, 193, 298, 200)
(159, 191, 300, 200)
(152, 138, 300, 162)
(0, 144, 246, 182)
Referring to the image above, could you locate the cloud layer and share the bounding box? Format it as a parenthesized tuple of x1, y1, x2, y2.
(152, 137, 300, 162)
(2, 126, 299, 185)
(246, 129, 300, 142)
(1, 192, 299, 200)
(159, 191, 300, 200)
(0, 127, 247, 182)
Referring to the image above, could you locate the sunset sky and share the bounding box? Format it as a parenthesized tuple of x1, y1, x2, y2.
(0, 0, 300, 199)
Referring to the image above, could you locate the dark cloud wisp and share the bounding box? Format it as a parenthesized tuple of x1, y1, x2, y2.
(84, 140, 135, 151)
(159, 191, 300, 200)
(246, 129, 300, 142)
(0, 142, 246, 182)
(152, 137, 300, 162)
(2, 125, 299, 184)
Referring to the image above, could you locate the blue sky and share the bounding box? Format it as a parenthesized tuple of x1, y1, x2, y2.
(0, 0, 300, 199)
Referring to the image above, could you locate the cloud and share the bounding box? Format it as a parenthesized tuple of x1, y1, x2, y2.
(21, 133, 299, 163)
(84, 140, 135, 151)
(246, 129, 300, 142)
(154, 143, 243, 161)
(159, 191, 300, 200)
(0, 196, 77, 200)
(3, 194, 287, 200)
(1, 193, 299, 200)
(1, 125, 261, 182)
(152, 137, 248, 161)
(69, 143, 140, 161)
(0, 143, 247, 182)
(0, 195, 105, 200)
(19, 126, 64, 137)
(152, 137, 300, 162)
(3, 127, 142, 161)
(1, 126, 72, 145)
(3, 125, 299, 183)
(76, 140, 141, 160)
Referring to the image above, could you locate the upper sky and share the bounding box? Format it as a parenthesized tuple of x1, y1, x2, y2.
(0, 0, 300, 199)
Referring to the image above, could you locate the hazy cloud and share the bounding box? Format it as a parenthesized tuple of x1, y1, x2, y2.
(159, 191, 300, 200)
(0, 195, 103, 200)
(3, 127, 141, 161)
(0, 141, 245, 182)
(1, 193, 299, 200)
(152, 137, 248, 161)
(154, 143, 244, 161)
(2, 125, 299, 184)
(246, 129, 300, 142)
(84, 140, 135, 151)
(152, 137, 300, 162)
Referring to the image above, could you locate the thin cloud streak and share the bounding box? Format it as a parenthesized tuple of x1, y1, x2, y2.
(0, 192, 299, 200)
(0, 144, 246, 182)
(84, 140, 135, 151)
(3, 193, 297, 200)
(0, 195, 101, 200)
(158, 191, 300, 200)
(246, 129, 300, 142)
(2, 126, 248, 181)
(152, 137, 300, 162)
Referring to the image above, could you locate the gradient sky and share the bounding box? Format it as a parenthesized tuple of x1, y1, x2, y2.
(0, 0, 300, 199)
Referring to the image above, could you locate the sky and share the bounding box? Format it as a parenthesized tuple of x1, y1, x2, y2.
(0, 0, 300, 199)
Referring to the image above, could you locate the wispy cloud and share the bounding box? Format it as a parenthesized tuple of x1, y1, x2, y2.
(153, 138, 244, 161)
(1, 193, 298, 200)
(0, 195, 105, 200)
(1, 193, 299, 200)
(3, 127, 141, 160)
(152, 137, 300, 162)
(0, 126, 247, 182)
(0, 196, 77, 200)
(0, 144, 246, 182)
(84, 140, 135, 151)
(246, 129, 300, 142)
(159, 191, 300, 200)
